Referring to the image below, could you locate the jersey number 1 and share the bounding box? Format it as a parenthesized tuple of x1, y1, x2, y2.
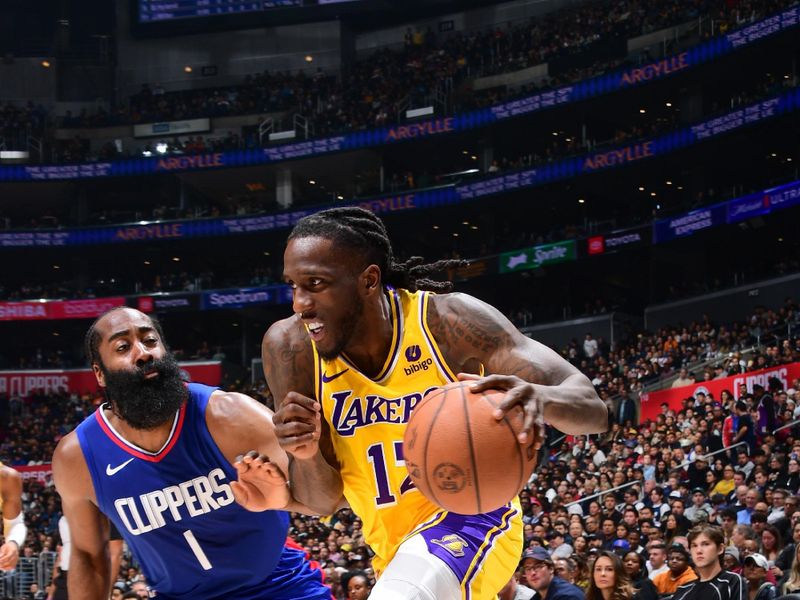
(183, 530, 213, 570)
(367, 441, 415, 507)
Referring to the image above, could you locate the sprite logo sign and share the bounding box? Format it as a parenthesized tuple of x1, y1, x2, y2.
(499, 240, 576, 273)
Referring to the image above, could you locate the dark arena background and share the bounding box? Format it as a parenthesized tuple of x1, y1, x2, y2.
(0, 0, 799, 598)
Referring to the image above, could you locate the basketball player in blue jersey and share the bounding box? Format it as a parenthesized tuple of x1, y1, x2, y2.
(52, 307, 332, 600)
(262, 207, 608, 599)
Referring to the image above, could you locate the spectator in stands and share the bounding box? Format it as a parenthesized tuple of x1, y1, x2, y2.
(130, 581, 150, 599)
(584, 333, 599, 359)
(779, 543, 800, 595)
(647, 542, 669, 580)
(724, 547, 742, 574)
(760, 525, 783, 566)
(617, 396, 637, 426)
(743, 553, 775, 600)
(649, 487, 670, 528)
(652, 545, 697, 595)
(736, 453, 756, 481)
(587, 550, 634, 600)
(499, 573, 535, 600)
(739, 490, 761, 525)
(341, 569, 372, 599)
(711, 465, 737, 498)
(733, 401, 757, 454)
(673, 369, 695, 388)
(522, 546, 584, 600)
(685, 489, 713, 523)
(623, 550, 657, 600)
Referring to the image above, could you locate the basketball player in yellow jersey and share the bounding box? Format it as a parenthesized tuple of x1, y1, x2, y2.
(263, 207, 608, 600)
(0, 461, 26, 570)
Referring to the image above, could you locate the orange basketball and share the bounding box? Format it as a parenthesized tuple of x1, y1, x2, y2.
(403, 381, 539, 514)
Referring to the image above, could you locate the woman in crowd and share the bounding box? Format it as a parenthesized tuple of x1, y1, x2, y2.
(662, 513, 688, 546)
(779, 544, 800, 595)
(616, 524, 631, 545)
(540, 514, 553, 532)
(574, 535, 589, 555)
(573, 554, 591, 591)
(342, 569, 372, 600)
(623, 551, 657, 600)
(778, 457, 800, 492)
(710, 464, 737, 497)
(767, 456, 787, 488)
(761, 525, 783, 565)
(705, 470, 719, 496)
(587, 550, 635, 600)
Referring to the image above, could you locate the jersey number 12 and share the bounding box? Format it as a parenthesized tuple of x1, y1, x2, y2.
(367, 441, 415, 507)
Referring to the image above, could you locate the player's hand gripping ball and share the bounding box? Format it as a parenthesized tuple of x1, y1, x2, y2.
(403, 381, 540, 514)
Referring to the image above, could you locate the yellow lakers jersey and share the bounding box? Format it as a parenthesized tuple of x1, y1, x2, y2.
(312, 288, 461, 572)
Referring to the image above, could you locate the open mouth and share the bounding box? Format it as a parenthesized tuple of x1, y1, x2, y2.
(307, 322, 324, 340)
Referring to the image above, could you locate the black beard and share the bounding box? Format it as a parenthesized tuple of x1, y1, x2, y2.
(318, 293, 364, 361)
(102, 353, 188, 430)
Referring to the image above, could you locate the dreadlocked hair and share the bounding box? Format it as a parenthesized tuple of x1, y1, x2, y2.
(288, 207, 468, 292)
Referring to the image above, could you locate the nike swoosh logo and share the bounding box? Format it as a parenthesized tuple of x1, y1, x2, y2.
(106, 458, 135, 476)
(321, 368, 349, 383)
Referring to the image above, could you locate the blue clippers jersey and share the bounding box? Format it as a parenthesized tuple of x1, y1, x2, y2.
(76, 383, 327, 600)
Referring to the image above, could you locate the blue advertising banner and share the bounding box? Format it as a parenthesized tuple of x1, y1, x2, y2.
(0, 6, 796, 183)
(652, 204, 729, 244)
(652, 179, 800, 244)
(1, 88, 798, 249)
(200, 285, 292, 310)
(761, 179, 800, 213)
(727, 192, 773, 223)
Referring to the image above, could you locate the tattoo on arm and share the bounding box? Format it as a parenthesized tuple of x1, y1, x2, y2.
(262, 322, 315, 405)
(428, 294, 551, 383)
(428, 296, 506, 355)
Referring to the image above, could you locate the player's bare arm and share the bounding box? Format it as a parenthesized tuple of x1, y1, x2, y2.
(427, 292, 608, 440)
(0, 466, 24, 570)
(262, 317, 345, 515)
(205, 389, 324, 515)
(52, 432, 111, 600)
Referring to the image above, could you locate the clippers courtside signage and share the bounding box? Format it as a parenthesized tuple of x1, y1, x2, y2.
(639, 362, 800, 421)
(0, 362, 222, 397)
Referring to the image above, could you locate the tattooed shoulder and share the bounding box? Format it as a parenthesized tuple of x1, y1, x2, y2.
(427, 292, 512, 362)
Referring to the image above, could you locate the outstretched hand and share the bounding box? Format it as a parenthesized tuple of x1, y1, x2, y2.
(231, 451, 291, 512)
(457, 372, 545, 448)
(0, 541, 19, 571)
